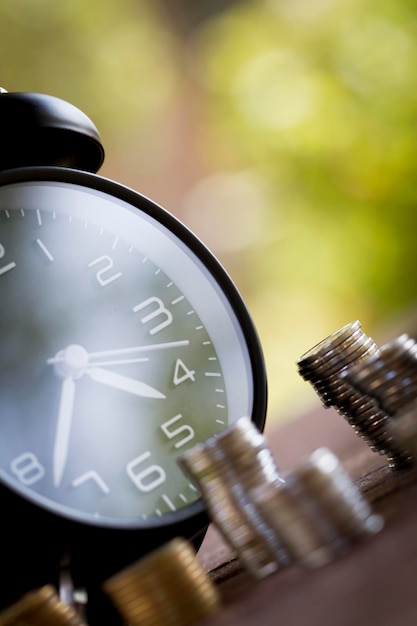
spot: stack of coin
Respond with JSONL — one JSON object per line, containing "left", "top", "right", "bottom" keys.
{"left": 179, "top": 416, "right": 289, "bottom": 579}
{"left": 251, "top": 448, "right": 384, "bottom": 569}
{"left": 0, "top": 586, "right": 86, "bottom": 626}
{"left": 297, "top": 321, "right": 378, "bottom": 406}
{"left": 344, "top": 334, "right": 417, "bottom": 462}
{"left": 210, "top": 415, "right": 283, "bottom": 490}
{"left": 297, "top": 321, "right": 410, "bottom": 470}
{"left": 103, "top": 538, "right": 220, "bottom": 626}
{"left": 344, "top": 334, "right": 417, "bottom": 415}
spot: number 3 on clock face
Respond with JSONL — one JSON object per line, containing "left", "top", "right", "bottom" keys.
{"left": 0, "top": 167, "right": 267, "bottom": 530}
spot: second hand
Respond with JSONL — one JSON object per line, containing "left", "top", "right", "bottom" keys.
{"left": 47, "top": 340, "right": 190, "bottom": 365}
{"left": 88, "top": 340, "right": 190, "bottom": 360}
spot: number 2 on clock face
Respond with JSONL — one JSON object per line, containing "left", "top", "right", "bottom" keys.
{"left": 0, "top": 242, "right": 16, "bottom": 276}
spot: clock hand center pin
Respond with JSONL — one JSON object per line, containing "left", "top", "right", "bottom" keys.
{"left": 52, "top": 344, "right": 89, "bottom": 380}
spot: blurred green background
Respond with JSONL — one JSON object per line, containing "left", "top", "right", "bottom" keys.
{"left": 2, "top": 0, "right": 417, "bottom": 429}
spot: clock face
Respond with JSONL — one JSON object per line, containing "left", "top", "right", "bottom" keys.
{"left": 0, "top": 168, "right": 266, "bottom": 529}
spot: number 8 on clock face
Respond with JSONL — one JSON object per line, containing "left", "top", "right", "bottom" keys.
{"left": 0, "top": 167, "right": 267, "bottom": 529}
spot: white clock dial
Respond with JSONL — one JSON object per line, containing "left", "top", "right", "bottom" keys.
{"left": 0, "top": 168, "right": 267, "bottom": 529}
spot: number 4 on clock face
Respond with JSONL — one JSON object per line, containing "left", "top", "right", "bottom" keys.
{"left": 173, "top": 359, "right": 196, "bottom": 386}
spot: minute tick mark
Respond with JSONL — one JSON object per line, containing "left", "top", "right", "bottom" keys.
{"left": 36, "top": 239, "right": 54, "bottom": 262}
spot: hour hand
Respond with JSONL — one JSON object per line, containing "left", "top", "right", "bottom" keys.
{"left": 54, "top": 376, "right": 76, "bottom": 487}
{"left": 85, "top": 367, "right": 166, "bottom": 399}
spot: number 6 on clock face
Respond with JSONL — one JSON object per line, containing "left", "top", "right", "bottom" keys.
{"left": 0, "top": 167, "right": 267, "bottom": 530}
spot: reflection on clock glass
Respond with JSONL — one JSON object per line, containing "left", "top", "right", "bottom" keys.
{"left": 0, "top": 176, "right": 262, "bottom": 528}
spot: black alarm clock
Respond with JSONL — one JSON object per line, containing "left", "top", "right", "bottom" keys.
{"left": 0, "top": 90, "right": 267, "bottom": 624}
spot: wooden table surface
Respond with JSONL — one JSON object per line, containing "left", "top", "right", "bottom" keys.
{"left": 197, "top": 403, "right": 417, "bottom": 626}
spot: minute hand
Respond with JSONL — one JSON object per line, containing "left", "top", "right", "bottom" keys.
{"left": 87, "top": 340, "right": 190, "bottom": 361}
{"left": 86, "top": 367, "right": 166, "bottom": 399}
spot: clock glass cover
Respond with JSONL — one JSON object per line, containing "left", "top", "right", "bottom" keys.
{"left": 0, "top": 167, "right": 267, "bottom": 529}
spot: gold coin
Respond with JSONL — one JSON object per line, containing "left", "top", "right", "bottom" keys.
{"left": 103, "top": 538, "right": 220, "bottom": 626}
{"left": 0, "top": 586, "right": 85, "bottom": 626}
